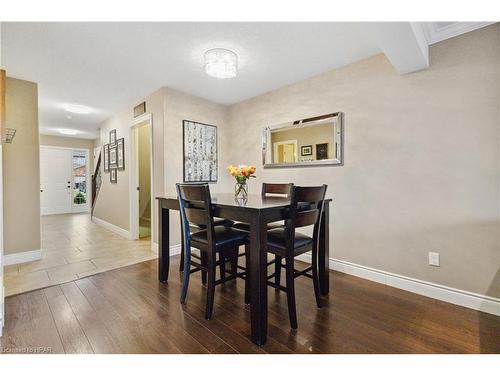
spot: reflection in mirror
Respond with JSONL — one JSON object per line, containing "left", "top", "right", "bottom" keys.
{"left": 262, "top": 112, "right": 343, "bottom": 168}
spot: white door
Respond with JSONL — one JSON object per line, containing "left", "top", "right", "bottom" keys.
{"left": 40, "top": 147, "right": 73, "bottom": 215}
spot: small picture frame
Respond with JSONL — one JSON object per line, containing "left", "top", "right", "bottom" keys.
{"left": 110, "top": 168, "right": 117, "bottom": 183}
{"left": 109, "top": 129, "right": 117, "bottom": 145}
{"left": 109, "top": 144, "right": 118, "bottom": 169}
{"left": 117, "top": 138, "right": 125, "bottom": 170}
{"left": 316, "top": 143, "right": 329, "bottom": 160}
{"left": 301, "top": 145, "right": 313, "bottom": 156}
{"left": 103, "top": 144, "right": 110, "bottom": 172}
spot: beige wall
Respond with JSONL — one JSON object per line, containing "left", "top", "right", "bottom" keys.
{"left": 227, "top": 25, "right": 500, "bottom": 298}
{"left": 93, "top": 88, "right": 165, "bottom": 243}
{"left": 39, "top": 134, "right": 96, "bottom": 173}
{"left": 3, "top": 77, "right": 40, "bottom": 255}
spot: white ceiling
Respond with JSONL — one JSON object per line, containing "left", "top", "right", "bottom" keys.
{"left": 0, "top": 22, "right": 493, "bottom": 139}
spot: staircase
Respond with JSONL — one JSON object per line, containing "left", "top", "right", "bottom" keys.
{"left": 91, "top": 152, "right": 102, "bottom": 216}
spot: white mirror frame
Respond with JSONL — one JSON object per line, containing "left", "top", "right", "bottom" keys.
{"left": 262, "top": 112, "right": 344, "bottom": 168}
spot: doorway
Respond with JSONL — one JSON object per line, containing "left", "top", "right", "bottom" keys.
{"left": 131, "top": 120, "right": 153, "bottom": 239}
{"left": 40, "top": 146, "right": 90, "bottom": 215}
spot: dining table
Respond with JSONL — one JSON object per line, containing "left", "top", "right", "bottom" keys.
{"left": 156, "top": 193, "right": 331, "bottom": 346}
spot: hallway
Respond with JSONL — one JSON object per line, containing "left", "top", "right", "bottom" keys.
{"left": 4, "top": 213, "right": 157, "bottom": 296}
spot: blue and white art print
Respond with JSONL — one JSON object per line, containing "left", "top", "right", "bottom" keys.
{"left": 183, "top": 120, "right": 218, "bottom": 182}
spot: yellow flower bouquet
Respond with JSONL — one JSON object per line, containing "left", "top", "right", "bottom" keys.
{"left": 228, "top": 164, "right": 256, "bottom": 199}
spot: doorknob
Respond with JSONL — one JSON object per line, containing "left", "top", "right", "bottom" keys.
{"left": 40, "top": 189, "right": 43, "bottom": 192}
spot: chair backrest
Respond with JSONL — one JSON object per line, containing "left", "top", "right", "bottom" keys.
{"left": 286, "top": 185, "right": 327, "bottom": 247}
{"left": 262, "top": 183, "right": 293, "bottom": 198}
{"left": 176, "top": 183, "right": 215, "bottom": 244}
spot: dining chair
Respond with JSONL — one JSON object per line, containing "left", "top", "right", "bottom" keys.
{"left": 176, "top": 183, "right": 250, "bottom": 319}
{"left": 179, "top": 213, "right": 234, "bottom": 272}
{"left": 233, "top": 182, "right": 293, "bottom": 286}
{"left": 266, "top": 184, "right": 328, "bottom": 329}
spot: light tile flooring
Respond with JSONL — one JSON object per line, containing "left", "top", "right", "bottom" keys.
{"left": 4, "top": 213, "right": 157, "bottom": 297}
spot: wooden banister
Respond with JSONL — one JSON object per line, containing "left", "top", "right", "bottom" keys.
{"left": 91, "top": 151, "right": 102, "bottom": 216}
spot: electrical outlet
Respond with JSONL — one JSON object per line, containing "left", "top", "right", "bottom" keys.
{"left": 428, "top": 252, "right": 440, "bottom": 267}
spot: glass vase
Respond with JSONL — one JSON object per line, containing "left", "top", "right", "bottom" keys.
{"left": 234, "top": 181, "right": 248, "bottom": 200}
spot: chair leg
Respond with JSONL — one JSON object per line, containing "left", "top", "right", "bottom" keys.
{"left": 220, "top": 252, "right": 226, "bottom": 282}
{"left": 180, "top": 243, "right": 191, "bottom": 304}
{"left": 201, "top": 252, "right": 207, "bottom": 286}
{"left": 230, "top": 246, "right": 238, "bottom": 279}
{"left": 179, "top": 238, "right": 185, "bottom": 272}
{"left": 285, "top": 257, "right": 298, "bottom": 330}
{"left": 205, "top": 252, "right": 217, "bottom": 320}
{"left": 274, "top": 255, "right": 282, "bottom": 287}
{"left": 244, "top": 244, "right": 250, "bottom": 305}
{"left": 312, "top": 248, "right": 322, "bottom": 308}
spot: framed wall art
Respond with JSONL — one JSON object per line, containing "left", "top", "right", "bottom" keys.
{"left": 103, "top": 144, "right": 110, "bottom": 172}
{"left": 109, "top": 144, "right": 118, "bottom": 169}
{"left": 183, "top": 120, "right": 217, "bottom": 182}
{"left": 109, "top": 129, "right": 117, "bottom": 145}
{"left": 110, "top": 168, "right": 117, "bottom": 183}
{"left": 117, "top": 138, "right": 125, "bottom": 170}
{"left": 301, "top": 145, "right": 313, "bottom": 156}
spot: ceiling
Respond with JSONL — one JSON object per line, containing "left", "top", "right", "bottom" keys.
{"left": 0, "top": 22, "right": 493, "bottom": 139}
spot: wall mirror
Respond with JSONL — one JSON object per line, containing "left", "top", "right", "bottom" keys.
{"left": 262, "top": 112, "right": 344, "bottom": 168}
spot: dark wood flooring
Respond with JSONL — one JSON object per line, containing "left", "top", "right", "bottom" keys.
{"left": 1, "top": 256, "right": 499, "bottom": 354}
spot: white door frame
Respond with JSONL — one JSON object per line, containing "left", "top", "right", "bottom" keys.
{"left": 129, "top": 113, "right": 154, "bottom": 241}
{"left": 40, "top": 145, "right": 91, "bottom": 214}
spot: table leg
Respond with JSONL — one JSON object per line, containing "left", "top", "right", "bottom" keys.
{"left": 318, "top": 201, "right": 330, "bottom": 295}
{"left": 158, "top": 203, "right": 170, "bottom": 283}
{"left": 249, "top": 213, "right": 268, "bottom": 346}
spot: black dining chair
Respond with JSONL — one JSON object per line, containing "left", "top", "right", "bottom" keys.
{"left": 176, "top": 183, "right": 250, "bottom": 319}
{"left": 233, "top": 182, "right": 293, "bottom": 286}
{"left": 266, "top": 185, "right": 328, "bottom": 329}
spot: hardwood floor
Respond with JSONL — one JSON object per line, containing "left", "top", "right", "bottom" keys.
{"left": 1, "top": 256, "right": 499, "bottom": 354}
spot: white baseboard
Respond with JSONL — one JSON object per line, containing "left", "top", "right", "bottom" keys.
{"left": 151, "top": 242, "right": 181, "bottom": 256}
{"left": 92, "top": 216, "right": 132, "bottom": 240}
{"left": 296, "top": 253, "right": 500, "bottom": 316}
{"left": 3, "top": 249, "right": 42, "bottom": 266}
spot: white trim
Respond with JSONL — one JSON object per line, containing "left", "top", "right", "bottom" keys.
{"left": 151, "top": 242, "right": 181, "bottom": 257}
{"left": 3, "top": 249, "right": 42, "bottom": 266}
{"left": 422, "top": 22, "right": 495, "bottom": 45}
{"left": 91, "top": 216, "right": 132, "bottom": 240}
{"left": 296, "top": 253, "right": 500, "bottom": 316}
{"left": 129, "top": 113, "right": 154, "bottom": 241}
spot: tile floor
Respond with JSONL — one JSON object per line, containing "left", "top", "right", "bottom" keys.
{"left": 4, "top": 213, "right": 157, "bottom": 297}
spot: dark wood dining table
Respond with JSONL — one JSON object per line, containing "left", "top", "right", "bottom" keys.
{"left": 156, "top": 193, "right": 331, "bottom": 346}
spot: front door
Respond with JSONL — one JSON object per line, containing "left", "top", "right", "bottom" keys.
{"left": 40, "top": 147, "right": 73, "bottom": 215}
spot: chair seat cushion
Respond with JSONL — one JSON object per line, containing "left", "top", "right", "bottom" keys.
{"left": 233, "top": 221, "right": 284, "bottom": 232}
{"left": 193, "top": 218, "right": 234, "bottom": 230}
{"left": 266, "top": 228, "right": 313, "bottom": 254}
{"left": 191, "top": 226, "right": 248, "bottom": 248}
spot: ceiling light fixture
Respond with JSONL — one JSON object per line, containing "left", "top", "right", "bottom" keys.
{"left": 61, "top": 103, "right": 93, "bottom": 114}
{"left": 58, "top": 128, "right": 80, "bottom": 136}
{"left": 204, "top": 48, "right": 238, "bottom": 79}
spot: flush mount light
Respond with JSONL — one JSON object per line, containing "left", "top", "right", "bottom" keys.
{"left": 61, "top": 103, "right": 93, "bottom": 114}
{"left": 58, "top": 128, "right": 80, "bottom": 136}
{"left": 204, "top": 48, "right": 238, "bottom": 79}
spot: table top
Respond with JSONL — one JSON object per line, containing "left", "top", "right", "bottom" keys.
{"left": 157, "top": 193, "right": 331, "bottom": 210}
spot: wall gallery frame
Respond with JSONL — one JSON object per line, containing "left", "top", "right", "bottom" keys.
{"left": 117, "top": 138, "right": 125, "bottom": 170}
{"left": 183, "top": 120, "right": 218, "bottom": 182}
{"left": 109, "top": 129, "right": 117, "bottom": 145}
{"left": 103, "top": 144, "right": 110, "bottom": 172}
{"left": 110, "top": 168, "right": 117, "bottom": 183}
{"left": 301, "top": 145, "right": 313, "bottom": 156}
{"left": 109, "top": 144, "right": 118, "bottom": 169}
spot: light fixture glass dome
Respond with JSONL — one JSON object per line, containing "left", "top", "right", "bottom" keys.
{"left": 204, "top": 48, "right": 238, "bottom": 79}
